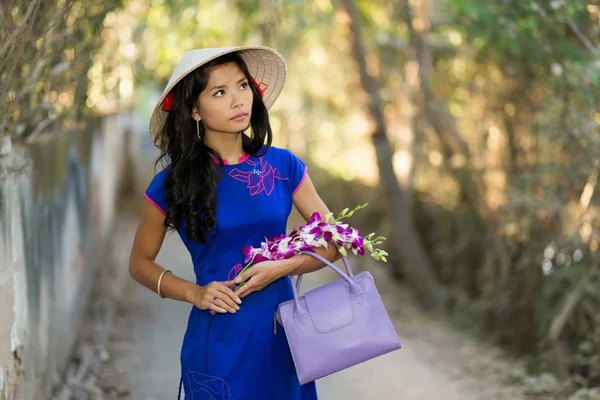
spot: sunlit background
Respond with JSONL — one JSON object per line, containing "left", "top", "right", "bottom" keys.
{"left": 2, "top": 0, "right": 600, "bottom": 399}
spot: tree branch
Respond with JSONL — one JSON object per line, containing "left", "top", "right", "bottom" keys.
{"left": 566, "top": 20, "right": 600, "bottom": 56}
{"left": 0, "top": 0, "right": 43, "bottom": 60}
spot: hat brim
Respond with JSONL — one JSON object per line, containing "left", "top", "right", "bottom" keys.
{"left": 148, "top": 45, "right": 286, "bottom": 150}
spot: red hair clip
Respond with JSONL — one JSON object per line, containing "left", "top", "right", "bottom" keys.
{"left": 249, "top": 76, "right": 268, "bottom": 98}
{"left": 162, "top": 91, "right": 174, "bottom": 111}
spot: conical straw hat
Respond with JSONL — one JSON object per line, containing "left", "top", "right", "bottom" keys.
{"left": 148, "top": 45, "right": 286, "bottom": 150}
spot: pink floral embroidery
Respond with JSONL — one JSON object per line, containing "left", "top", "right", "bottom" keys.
{"left": 227, "top": 263, "right": 243, "bottom": 281}
{"left": 229, "top": 158, "right": 288, "bottom": 196}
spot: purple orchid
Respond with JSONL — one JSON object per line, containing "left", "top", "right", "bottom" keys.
{"left": 267, "top": 233, "right": 287, "bottom": 243}
{"left": 308, "top": 212, "right": 321, "bottom": 224}
{"left": 234, "top": 204, "right": 387, "bottom": 291}
{"left": 259, "top": 241, "right": 276, "bottom": 261}
{"left": 288, "top": 229, "right": 301, "bottom": 240}
{"left": 345, "top": 227, "right": 364, "bottom": 249}
{"left": 300, "top": 231, "right": 330, "bottom": 249}
{"left": 253, "top": 253, "right": 271, "bottom": 263}
{"left": 242, "top": 242, "right": 276, "bottom": 263}
{"left": 241, "top": 245, "right": 259, "bottom": 263}
{"left": 301, "top": 212, "right": 331, "bottom": 233}
{"left": 327, "top": 224, "right": 348, "bottom": 246}
{"left": 272, "top": 237, "right": 299, "bottom": 260}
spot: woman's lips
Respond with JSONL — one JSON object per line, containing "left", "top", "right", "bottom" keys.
{"left": 231, "top": 113, "right": 248, "bottom": 121}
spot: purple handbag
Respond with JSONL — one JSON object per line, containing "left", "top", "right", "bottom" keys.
{"left": 275, "top": 251, "right": 402, "bottom": 385}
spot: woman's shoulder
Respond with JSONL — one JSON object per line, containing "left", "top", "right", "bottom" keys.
{"left": 146, "top": 164, "right": 171, "bottom": 192}
{"left": 150, "top": 164, "right": 171, "bottom": 180}
{"left": 262, "top": 146, "right": 307, "bottom": 189}
{"left": 144, "top": 164, "right": 171, "bottom": 214}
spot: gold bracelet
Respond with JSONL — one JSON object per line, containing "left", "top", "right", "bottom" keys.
{"left": 157, "top": 269, "right": 172, "bottom": 299}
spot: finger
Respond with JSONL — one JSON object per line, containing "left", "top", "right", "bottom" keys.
{"left": 217, "top": 282, "right": 242, "bottom": 305}
{"left": 207, "top": 303, "right": 227, "bottom": 314}
{"left": 222, "top": 280, "right": 236, "bottom": 288}
{"left": 234, "top": 284, "right": 251, "bottom": 298}
{"left": 234, "top": 269, "right": 258, "bottom": 285}
{"left": 213, "top": 292, "right": 239, "bottom": 312}
{"left": 239, "top": 286, "right": 259, "bottom": 299}
{"left": 209, "top": 288, "right": 239, "bottom": 311}
{"left": 235, "top": 279, "right": 257, "bottom": 298}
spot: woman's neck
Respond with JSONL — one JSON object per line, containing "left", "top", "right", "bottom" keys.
{"left": 204, "top": 131, "right": 246, "bottom": 163}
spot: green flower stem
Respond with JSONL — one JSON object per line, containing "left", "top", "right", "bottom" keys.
{"left": 233, "top": 261, "right": 254, "bottom": 290}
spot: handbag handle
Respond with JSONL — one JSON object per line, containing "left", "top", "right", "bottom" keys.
{"left": 290, "top": 250, "right": 363, "bottom": 316}
{"left": 293, "top": 244, "right": 353, "bottom": 290}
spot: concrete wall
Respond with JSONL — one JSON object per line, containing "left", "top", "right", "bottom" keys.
{"left": 0, "top": 114, "right": 130, "bottom": 400}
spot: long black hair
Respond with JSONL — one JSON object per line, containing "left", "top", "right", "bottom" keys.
{"left": 153, "top": 52, "right": 273, "bottom": 243}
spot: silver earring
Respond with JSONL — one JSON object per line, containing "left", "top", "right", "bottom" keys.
{"left": 196, "top": 119, "right": 201, "bottom": 140}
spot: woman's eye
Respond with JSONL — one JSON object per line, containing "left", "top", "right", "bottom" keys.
{"left": 214, "top": 90, "right": 225, "bottom": 97}
{"left": 240, "top": 82, "right": 248, "bottom": 89}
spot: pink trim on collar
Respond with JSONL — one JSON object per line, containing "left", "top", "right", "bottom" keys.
{"left": 210, "top": 153, "right": 250, "bottom": 165}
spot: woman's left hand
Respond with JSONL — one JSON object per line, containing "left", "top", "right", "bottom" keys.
{"left": 233, "top": 260, "right": 289, "bottom": 298}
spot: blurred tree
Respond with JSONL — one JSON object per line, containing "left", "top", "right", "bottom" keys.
{"left": 338, "top": 0, "right": 444, "bottom": 310}
{"left": 438, "top": 0, "right": 600, "bottom": 387}
{"left": 0, "top": 0, "right": 123, "bottom": 141}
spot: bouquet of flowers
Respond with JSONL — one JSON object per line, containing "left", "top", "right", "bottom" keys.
{"left": 235, "top": 203, "right": 388, "bottom": 289}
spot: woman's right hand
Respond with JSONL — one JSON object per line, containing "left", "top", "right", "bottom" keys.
{"left": 187, "top": 280, "right": 241, "bottom": 314}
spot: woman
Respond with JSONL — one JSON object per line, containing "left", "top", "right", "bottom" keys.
{"left": 129, "top": 46, "right": 339, "bottom": 399}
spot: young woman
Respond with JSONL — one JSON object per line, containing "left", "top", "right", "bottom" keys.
{"left": 128, "top": 46, "right": 339, "bottom": 399}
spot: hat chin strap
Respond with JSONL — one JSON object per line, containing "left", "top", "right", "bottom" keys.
{"left": 249, "top": 76, "right": 267, "bottom": 97}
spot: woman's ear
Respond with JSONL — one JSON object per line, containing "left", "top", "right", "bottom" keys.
{"left": 191, "top": 99, "right": 202, "bottom": 121}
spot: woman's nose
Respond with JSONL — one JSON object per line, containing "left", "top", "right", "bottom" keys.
{"left": 232, "top": 93, "right": 243, "bottom": 108}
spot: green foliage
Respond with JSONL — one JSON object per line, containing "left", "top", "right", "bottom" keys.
{"left": 0, "top": 0, "right": 123, "bottom": 140}
{"left": 444, "top": 0, "right": 594, "bottom": 65}
{"left": 429, "top": 0, "right": 600, "bottom": 392}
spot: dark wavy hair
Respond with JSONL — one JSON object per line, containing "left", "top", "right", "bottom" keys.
{"left": 154, "top": 52, "right": 273, "bottom": 243}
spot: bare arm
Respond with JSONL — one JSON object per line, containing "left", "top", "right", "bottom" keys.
{"left": 279, "top": 173, "right": 341, "bottom": 276}
{"left": 129, "top": 201, "right": 241, "bottom": 313}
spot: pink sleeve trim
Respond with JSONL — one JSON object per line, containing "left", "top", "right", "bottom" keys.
{"left": 144, "top": 193, "right": 166, "bottom": 216}
{"left": 292, "top": 166, "right": 308, "bottom": 196}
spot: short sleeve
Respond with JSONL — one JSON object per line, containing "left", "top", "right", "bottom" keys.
{"left": 286, "top": 150, "right": 308, "bottom": 195}
{"left": 144, "top": 168, "right": 168, "bottom": 216}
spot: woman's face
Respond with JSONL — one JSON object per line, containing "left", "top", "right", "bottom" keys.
{"left": 192, "top": 62, "right": 254, "bottom": 135}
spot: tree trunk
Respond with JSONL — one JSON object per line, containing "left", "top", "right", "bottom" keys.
{"left": 425, "top": 99, "right": 488, "bottom": 298}
{"left": 338, "top": 0, "right": 444, "bottom": 309}
{"left": 397, "top": 0, "right": 430, "bottom": 210}
{"left": 548, "top": 265, "right": 599, "bottom": 379}
{"left": 399, "top": 0, "right": 489, "bottom": 298}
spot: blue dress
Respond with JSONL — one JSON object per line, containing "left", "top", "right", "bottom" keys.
{"left": 144, "top": 146, "right": 318, "bottom": 400}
